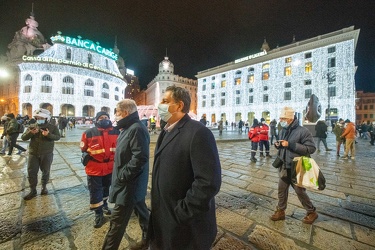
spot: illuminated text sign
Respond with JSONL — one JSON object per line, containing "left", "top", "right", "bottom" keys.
{"left": 51, "top": 35, "right": 118, "bottom": 60}
{"left": 235, "top": 51, "right": 267, "bottom": 63}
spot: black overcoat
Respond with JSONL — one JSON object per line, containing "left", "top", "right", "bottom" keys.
{"left": 109, "top": 111, "right": 150, "bottom": 206}
{"left": 149, "top": 114, "right": 221, "bottom": 250}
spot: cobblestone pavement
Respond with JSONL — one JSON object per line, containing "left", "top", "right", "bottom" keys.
{"left": 0, "top": 126, "right": 374, "bottom": 249}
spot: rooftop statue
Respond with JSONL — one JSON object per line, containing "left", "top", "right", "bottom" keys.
{"left": 305, "top": 94, "right": 321, "bottom": 123}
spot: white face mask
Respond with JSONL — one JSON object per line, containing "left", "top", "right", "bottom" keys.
{"left": 114, "top": 115, "right": 122, "bottom": 122}
{"left": 37, "top": 119, "right": 45, "bottom": 125}
{"left": 280, "top": 121, "right": 288, "bottom": 128}
{"left": 158, "top": 103, "right": 173, "bottom": 122}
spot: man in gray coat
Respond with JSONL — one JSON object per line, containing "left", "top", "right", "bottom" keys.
{"left": 102, "top": 99, "right": 150, "bottom": 250}
{"left": 149, "top": 86, "right": 222, "bottom": 249}
{"left": 271, "top": 107, "right": 318, "bottom": 224}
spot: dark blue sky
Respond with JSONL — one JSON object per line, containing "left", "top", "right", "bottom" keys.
{"left": 0, "top": 0, "right": 374, "bottom": 91}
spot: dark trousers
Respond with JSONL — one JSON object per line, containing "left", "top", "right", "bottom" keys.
{"left": 102, "top": 200, "right": 150, "bottom": 250}
{"left": 259, "top": 140, "right": 270, "bottom": 155}
{"left": 87, "top": 174, "right": 112, "bottom": 210}
{"left": 250, "top": 141, "right": 258, "bottom": 159}
{"left": 8, "top": 133, "right": 26, "bottom": 155}
{"left": 27, "top": 153, "right": 54, "bottom": 189}
{"left": 270, "top": 134, "right": 279, "bottom": 144}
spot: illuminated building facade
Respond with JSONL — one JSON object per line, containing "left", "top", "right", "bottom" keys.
{"left": 144, "top": 56, "right": 198, "bottom": 116}
{"left": 355, "top": 91, "right": 375, "bottom": 124}
{"left": 196, "top": 26, "right": 359, "bottom": 125}
{"left": 0, "top": 12, "right": 126, "bottom": 118}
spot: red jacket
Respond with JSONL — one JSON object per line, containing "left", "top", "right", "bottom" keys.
{"left": 259, "top": 123, "right": 270, "bottom": 141}
{"left": 80, "top": 126, "right": 119, "bottom": 176}
{"left": 249, "top": 126, "right": 261, "bottom": 142}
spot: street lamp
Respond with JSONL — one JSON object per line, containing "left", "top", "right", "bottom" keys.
{"left": 327, "top": 72, "right": 331, "bottom": 123}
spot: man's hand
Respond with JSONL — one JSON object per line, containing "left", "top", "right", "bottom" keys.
{"left": 30, "top": 128, "right": 39, "bottom": 134}
{"left": 41, "top": 128, "right": 49, "bottom": 136}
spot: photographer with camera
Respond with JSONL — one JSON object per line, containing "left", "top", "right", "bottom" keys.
{"left": 270, "top": 107, "right": 318, "bottom": 224}
{"left": 21, "top": 109, "right": 60, "bottom": 200}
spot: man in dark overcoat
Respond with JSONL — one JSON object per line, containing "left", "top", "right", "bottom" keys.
{"left": 149, "top": 85, "right": 222, "bottom": 249}
{"left": 102, "top": 99, "right": 150, "bottom": 250}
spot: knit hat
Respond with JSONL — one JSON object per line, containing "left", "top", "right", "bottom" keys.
{"left": 344, "top": 119, "right": 350, "bottom": 123}
{"left": 260, "top": 118, "right": 265, "bottom": 122}
{"left": 6, "top": 113, "right": 15, "bottom": 119}
{"left": 95, "top": 111, "right": 110, "bottom": 121}
{"left": 33, "top": 108, "right": 51, "bottom": 120}
{"left": 279, "top": 107, "right": 295, "bottom": 119}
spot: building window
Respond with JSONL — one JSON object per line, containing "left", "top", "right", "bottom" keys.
{"left": 249, "top": 88, "right": 253, "bottom": 93}
{"left": 221, "top": 80, "right": 226, "bottom": 87}
{"left": 305, "top": 62, "right": 312, "bottom": 73}
{"left": 84, "top": 89, "right": 94, "bottom": 97}
{"left": 328, "top": 46, "right": 336, "bottom": 53}
{"left": 221, "top": 99, "right": 225, "bottom": 106}
{"left": 102, "top": 83, "right": 109, "bottom": 89}
{"left": 42, "top": 74, "right": 53, "bottom": 81}
{"left": 249, "top": 96, "right": 253, "bottom": 103}
{"left": 370, "top": 104, "right": 374, "bottom": 109}
{"left": 305, "top": 89, "right": 312, "bottom": 98}
{"left": 235, "top": 70, "right": 242, "bottom": 75}
{"left": 236, "top": 90, "right": 241, "bottom": 95}
{"left": 284, "top": 91, "right": 291, "bottom": 100}
{"left": 203, "top": 79, "right": 206, "bottom": 82}
{"left": 221, "top": 92, "right": 225, "bottom": 96}
{"left": 262, "top": 72, "right": 269, "bottom": 80}
{"left": 285, "top": 82, "right": 291, "bottom": 88}
{"left": 364, "top": 114, "right": 368, "bottom": 118}
{"left": 101, "top": 92, "right": 109, "bottom": 99}
{"left": 62, "top": 86, "right": 74, "bottom": 94}
{"left": 202, "top": 84, "right": 206, "bottom": 91}
{"left": 41, "top": 74, "right": 53, "bottom": 93}
{"left": 371, "top": 114, "right": 374, "bottom": 118}
{"left": 211, "top": 83, "right": 215, "bottom": 89}
{"left": 328, "top": 86, "right": 336, "bottom": 97}
{"left": 25, "top": 74, "right": 33, "bottom": 81}
{"left": 263, "top": 94, "right": 268, "bottom": 102}
{"left": 235, "top": 97, "right": 241, "bottom": 105}
{"left": 328, "top": 57, "right": 336, "bottom": 68}
{"left": 85, "top": 79, "right": 94, "bottom": 86}
{"left": 202, "top": 101, "right": 206, "bottom": 107}
{"left": 262, "top": 63, "right": 270, "bottom": 70}
{"left": 284, "top": 66, "right": 292, "bottom": 76}
{"left": 248, "top": 67, "right": 254, "bottom": 73}
{"left": 24, "top": 85, "right": 32, "bottom": 93}
{"left": 202, "top": 95, "right": 206, "bottom": 99}
{"left": 211, "top": 94, "right": 215, "bottom": 98}
{"left": 234, "top": 78, "right": 241, "bottom": 85}
{"left": 221, "top": 74, "right": 226, "bottom": 78}
{"left": 211, "top": 76, "right": 215, "bottom": 80}
{"left": 88, "top": 53, "right": 93, "bottom": 63}
{"left": 285, "top": 57, "right": 292, "bottom": 63}
{"left": 248, "top": 74, "right": 254, "bottom": 83}
{"left": 115, "top": 95, "right": 119, "bottom": 101}
{"left": 305, "top": 52, "right": 312, "bottom": 59}
{"left": 115, "top": 87, "right": 119, "bottom": 92}
{"left": 66, "top": 48, "right": 72, "bottom": 60}
{"left": 211, "top": 100, "right": 215, "bottom": 106}
{"left": 263, "top": 86, "right": 268, "bottom": 91}
{"left": 328, "top": 73, "right": 336, "bottom": 84}
{"left": 364, "top": 105, "right": 368, "bottom": 110}
{"left": 304, "top": 80, "right": 312, "bottom": 85}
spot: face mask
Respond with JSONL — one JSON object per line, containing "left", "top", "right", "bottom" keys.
{"left": 114, "top": 115, "right": 122, "bottom": 122}
{"left": 280, "top": 121, "right": 288, "bottom": 128}
{"left": 158, "top": 103, "right": 173, "bottom": 122}
{"left": 37, "top": 119, "right": 45, "bottom": 125}
{"left": 97, "top": 119, "right": 112, "bottom": 128}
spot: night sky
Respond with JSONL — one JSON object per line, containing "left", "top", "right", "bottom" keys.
{"left": 0, "top": 0, "right": 374, "bottom": 91}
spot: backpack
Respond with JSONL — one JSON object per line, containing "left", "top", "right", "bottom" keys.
{"left": 17, "top": 120, "right": 25, "bottom": 133}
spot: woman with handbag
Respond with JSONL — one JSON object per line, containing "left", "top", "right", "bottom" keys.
{"left": 270, "top": 107, "right": 318, "bottom": 224}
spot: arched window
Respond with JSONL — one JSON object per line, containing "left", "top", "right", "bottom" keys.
{"left": 85, "top": 79, "right": 94, "bottom": 86}
{"left": 115, "top": 87, "right": 119, "bottom": 92}
{"left": 102, "top": 83, "right": 109, "bottom": 89}
{"left": 62, "top": 76, "right": 74, "bottom": 94}
{"left": 25, "top": 74, "right": 32, "bottom": 81}
{"left": 41, "top": 74, "right": 52, "bottom": 93}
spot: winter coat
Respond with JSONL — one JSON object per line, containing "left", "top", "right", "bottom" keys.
{"left": 333, "top": 123, "right": 345, "bottom": 141}
{"left": 249, "top": 126, "right": 260, "bottom": 142}
{"left": 259, "top": 123, "right": 270, "bottom": 141}
{"left": 80, "top": 125, "right": 119, "bottom": 176}
{"left": 109, "top": 111, "right": 150, "bottom": 206}
{"left": 58, "top": 117, "right": 68, "bottom": 130}
{"left": 150, "top": 114, "right": 221, "bottom": 250}
{"left": 277, "top": 119, "right": 316, "bottom": 176}
{"left": 6, "top": 118, "right": 20, "bottom": 135}
{"left": 270, "top": 120, "right": 277, "bottom": 136}
{"left": 315, "top": 121, "right": 328, "bottom": 138}
{"left": 341, "top": 122, "right": 356, "bottom": 139}
{"left": 21, "top": 122, "right": 60, "bottom": 155}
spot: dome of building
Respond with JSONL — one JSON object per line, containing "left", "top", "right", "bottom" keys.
{"left": 159, "top": 56, "right": 174, "bottom": 74}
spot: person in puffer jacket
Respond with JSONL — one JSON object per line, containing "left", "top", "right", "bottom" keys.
{"left": 248, "top": 119, "right": 261, "bottom": 163}
{"left": 80, "top": 111, "right": 119, "bottom": 228}
{"left": 259, "top": 118, "right": 271, "bottom": 158}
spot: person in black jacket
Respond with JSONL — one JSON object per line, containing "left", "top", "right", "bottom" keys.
{"left": 21, "top": 109, "right": 60, "bottom": 200}
{"left": 315, "top": 120, "right": 332, "bottom": 152}
{"left": 5, "top": 113, "right": 27, "bottom": 156}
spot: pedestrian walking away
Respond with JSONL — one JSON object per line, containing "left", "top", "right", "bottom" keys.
{"left": 21, "top": 109, "right": 60, "bottom": 200}
{"left": 149, "top": 86, "right": 221, "bottom": 249}
{"left": 102, "top": 99, "right": 150, "bottom": 250}
{"left": 5, "top": 113, "right": 27, "bottom": 156}
{"left": 315, "top": 120, "right": 332, "bottom": 152}
{"left": 80, "top": 111, "right": 119, "bottom": 228}
{"left": 270, "top": 107, "right": 318, "bottom": 224}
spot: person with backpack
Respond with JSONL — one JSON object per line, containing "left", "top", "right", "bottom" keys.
{"left": 5, "top": 113, "right": 27, "bottom": 156}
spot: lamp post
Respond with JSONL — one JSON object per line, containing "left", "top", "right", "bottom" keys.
{"left": 327, "top": 72, "right": 331, "bottom": 124}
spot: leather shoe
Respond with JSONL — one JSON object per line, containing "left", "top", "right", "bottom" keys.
{"left": 303, "top": 211, "right": 318, "bottom": 224}
{"left": 270, "top": 208, "right": 285, "bottom": 221}
{"left": 94, "top": 213, "right": 105, "bottom": 228}
{"left": 41, "top": 187, "right": 48, "bottom": 195}
{"left": 129, "top": 239, "right": 149, "bottom": 250}
{"left": 24, "top": 190, "right": 37, "bottom": 200}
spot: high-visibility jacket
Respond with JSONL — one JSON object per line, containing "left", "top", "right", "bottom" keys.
{"left": 248, "top": 126, "right": 261, "bottom": 142}
{"left": 80, "top": 126, "right": 119, "bottom": 176}
{"left": 259, "top": 123, "right": 270, "bottom": 141}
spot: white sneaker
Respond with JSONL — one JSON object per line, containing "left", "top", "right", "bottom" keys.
{"left": 351, "top": 157, "right": 355, "bottom": 160}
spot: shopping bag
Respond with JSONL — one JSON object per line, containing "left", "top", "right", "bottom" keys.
{"left": 291, "top": 156, "right": 326, "bottom": 190}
